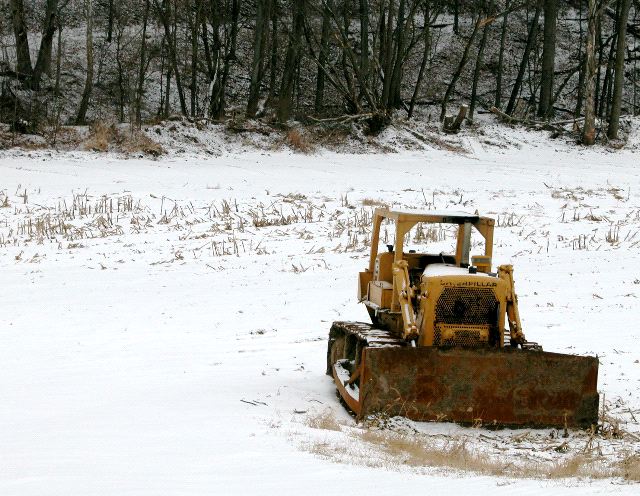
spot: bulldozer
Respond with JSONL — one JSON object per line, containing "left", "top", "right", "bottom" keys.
{"left": 327, "top": 208, "right": 599, "bottom": 428}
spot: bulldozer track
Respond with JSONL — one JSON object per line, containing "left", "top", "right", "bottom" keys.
{"left": 326, "top": 321, "right": 405, "bottom": 376}
{"left": 330, "top": 321, "right": 406, "bottom": 347}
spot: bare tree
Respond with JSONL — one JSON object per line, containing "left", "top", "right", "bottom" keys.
{"left": 136, "top": 0, "right": 151, "bottom": 127}
{"left": 277, "top": 0, "right": 306, "bottom": 122}
{"left": 76, "top": 0, "right": 94, "bottom": 124}
{"left": 440, "top": 15, "right": 482, "bottom": 122}
{"left": 538, "top": 0, "right": 557, "bottom": 119}
{"left": 409, "top": 1, "right": 435, "bottom": 119}
{"left": 154, "top": 0, "right": 188, "bottom": 116}
{"left": 247, "top": 0, "right": 270, "bottom": 117}
{"left": 469, "top": 12, "right": 490, "bottom": 121}
{"left": 506, "top": 4, "right": 541, "bottom": 116}
{"left": 607, "top": 0, "right": 631, "bottom": 139}
{"left": 314, "top": 1, "right": 331, "bottom": 113}
{"left": 9, "top": 0, "right": 33, "bottom": 80}
{"left": 0, "top": 0, "right": 636, "bottom": 143}
{"left": 583, "top": 0, "right": 600, "bottom": 145}
{"left": 495, "top": 0, "right": 510, "bottom": 109}
{"left": 214, "top": 0, "right": 240, "bottom": 119}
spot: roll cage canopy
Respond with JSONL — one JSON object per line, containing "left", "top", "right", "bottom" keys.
{"left": 368, "top": 208, "right": 496, "bottom": 271}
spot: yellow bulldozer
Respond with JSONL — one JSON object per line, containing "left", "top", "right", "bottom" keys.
{"left": 327, "top": 208, "right": 599, "bottom": 428}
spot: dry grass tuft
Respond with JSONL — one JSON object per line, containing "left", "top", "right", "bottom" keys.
{"left": 84, "top": 122, "right": 114, "bottom": 152}
{"left": 83, "top": 122, "right": 164, "bottom": 156}
{"left": 309, "top": 126, "right": 351, "bottom": 150}
{"left": 356, "top": 430, "right": 508, "bottom": 475}
{"left": 300, "top": 423, "right": 640, "bottom": 482}
{"left": 546, "top": 454, "right": 614, "bottom": 479}
{"left": 621, "top": 454, "right": 640, "bottom": 481}
{"left": 120, "top": 130, "right": 164, "bottom": 156}
{"left": 304, "top": 410, "right": 342, "bottom": 432}
{"left": 287, "top": 129, "right": 313, "bottom": 153}
{"left": 362, "top": 198, "right": 388, "bottom": 207}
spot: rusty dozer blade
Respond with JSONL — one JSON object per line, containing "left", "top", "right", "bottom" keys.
{"left": 333, "top": 347, "right": 599, "bottom": 428}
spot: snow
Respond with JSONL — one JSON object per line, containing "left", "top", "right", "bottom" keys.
{"left": 333, "top": 360, "right": 359, "bottom": 402}
{"left": 1, "top": 130, "right": 640, "bottom": 494}
{"left": 377, "top": 208, "right": 480, "bottom": 218}
{"left": 423, "top": 263, "right": 493, "bottom": 277}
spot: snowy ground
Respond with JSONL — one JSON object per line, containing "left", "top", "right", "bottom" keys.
{"left": 1, "top": 131, "right": 640, "bottom": 494}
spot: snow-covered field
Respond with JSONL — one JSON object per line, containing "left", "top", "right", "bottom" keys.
{"left": 1, "top": 130, "right": 640, "bottom": 494}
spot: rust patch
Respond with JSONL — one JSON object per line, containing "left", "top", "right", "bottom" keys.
{"left": 358, "top": 347, "right": 599, "bottom": 428}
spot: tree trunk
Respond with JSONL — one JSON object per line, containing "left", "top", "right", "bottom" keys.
{"left": 31, "top": 0, "right": 59, "bottom": 89}
{"left": 340, "top": 2, "right": 357, "bottom": 111}
{"left": 389, "top": 0, "right": 409, "bottom": 108}
{"left": 136, "top": 0, "right": 150, "bottom": 127}
{"left": 469, "top": 19, "right": 489, "bottom": 121}
{"left": 598, "top": 31, "right": 617, "bottom": 118}
{"left": 269, "top": 0, "right": 279, "bottom": 101}
{"left": 189, "top": 0, "right": 201, "bottom": 117}
{"left": 359, "top": 0, "right": 369, "bottom": 85}
{"left": 209, "top": 0, "right": 239, "bottom": 119}
{"left": 54, "top": 20, "right": 62, "bottom": 97}
{"left": 247, "top": 0, "right": 268, "bottom": 117}
{"left": 583, "top": 0, "right": 599, "bottom": 145}
{"left": 381, "top": 4, "right": 395, "bottom": 109}
{"left": 538, "top": 0, "right": 557, "bottom": 119}
{"left": 10, "top": 0, "right": 33, "bottom": 80}
{"left": 506, "top": 5, "right": 541, "bottom": 116}
{"left": 107, "top": 0, "right": 115, "bottom": 42}
{"left": 76, "top": 0, "right": 94, "bottom": 124}
{"left": 164, "top": 66, "right": 172, "bottom": 117}
{"left": 408, "top": 2, "right": 431, "bottom": 119}
{"left": 314, "top": 3, "right": 331, "bottom": 113}
{"left": 440, "top": 15, "right": 482, "bottom": 122}
{"left": 277, "top": 0, "right": 305, "bottom": 122}
{"left": 607, "top": 0, "right": 631, "bottom": 139}
{"left": 594, "top": 15, "right": 604, "bottom": 115}
{"left": 116, "top": 29, "right": 125, "bottom": 122}
{"left": 203, "top": 3, "right": 219, "bottom": 118}
{"left": 575, "top": 0, "right": 586, "bottom": 117}
{"left": 453, "top": 0, "right": 459, "bottom": 34}
{"left": 154, "top": 0, "right": 189, "bottom": 117}
{"left": 495, "top": 0, "right": 510, "bottom": 109}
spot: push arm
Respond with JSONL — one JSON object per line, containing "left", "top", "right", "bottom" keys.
{"left": 498, "top": 265, "right": 526, "bottom": 346}
{"left": 393, "top": 260, "right": 419, "bottom": 341}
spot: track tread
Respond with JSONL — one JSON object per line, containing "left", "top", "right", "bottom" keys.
{"left": 327, "top": 321, "right": 405, "bottom": 376}
{"left": 330, "top": 321, "right": 406, "bottom": 348}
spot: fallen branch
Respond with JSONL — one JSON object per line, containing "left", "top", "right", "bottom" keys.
{"left": 552, "top": 116, "right": 586, "bottom": 126}
{"left": 308, "top": 113, "right": 374, "bottom": 124}
{"left": 489, "top": 106, "right": 575, "bottom": 134}
{"left": 490, "top": 106, "right": 526, "bottom": 124}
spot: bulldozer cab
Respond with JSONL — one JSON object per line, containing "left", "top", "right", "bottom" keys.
{"left": 359, "top": 208, "right": 496, "bottom": 310}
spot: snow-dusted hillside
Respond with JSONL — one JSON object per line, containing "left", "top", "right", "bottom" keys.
{"left": 1, "top": 132, "right": 639, "bottom": 494}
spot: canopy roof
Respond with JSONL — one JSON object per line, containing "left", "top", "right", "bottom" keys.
{"left": 374, "top": 208, "right": 492, "bottom": 225}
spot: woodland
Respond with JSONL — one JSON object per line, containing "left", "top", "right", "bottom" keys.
{"left": 1, "top": 0, "right": 639, "bottom": 145}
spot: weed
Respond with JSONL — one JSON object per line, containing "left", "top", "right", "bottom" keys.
{"left": 621, "top": 455, "right": 640, "bottom": 481}
{"left": 83, "top": 122, "right": 164, "bottom": 156}
{"left": 305, "top": 410, "right": 342, "bottom": 432}
{"left": 84, "top": 122, "right": 114, "bottom": 152}
{"left": 362, "top": 198, "right": 388, "bottom": 208}
{"left": 287, "top": 129, "right": 313, "bottom": 153}
{"left": 120, "top": 130, "right": 164, "bottom": 156}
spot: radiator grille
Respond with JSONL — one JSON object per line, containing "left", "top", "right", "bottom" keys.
{"left": 434, "top": 287, "right": 498, "bottom": 347}
{"left": 435, "top": 325, "right": 487, "bottom": 347}
{"left": 443, "top": 329, "right": 481, "bottom": 347}
{"left": 435, "top": 287, "right": 498, "bottom": 325}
